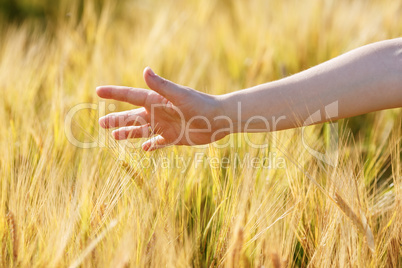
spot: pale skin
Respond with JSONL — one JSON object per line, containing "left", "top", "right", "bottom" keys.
{"left": 97, "top": 38, "right": 402, "bottom": 151}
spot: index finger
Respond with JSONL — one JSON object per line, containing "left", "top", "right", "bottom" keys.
{"left": 96, "top": 86, "right": 150, "bottom": 107}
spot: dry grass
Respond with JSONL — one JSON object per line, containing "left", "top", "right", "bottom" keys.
{"left": 0, "top": 0, "right": 401, "bottom": 267}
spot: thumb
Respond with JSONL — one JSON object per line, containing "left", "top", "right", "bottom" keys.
{"left": 143, "top": 67, "right": 188, "bottom": 100}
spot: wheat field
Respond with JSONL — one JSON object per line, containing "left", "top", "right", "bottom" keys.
{"left": 0, "top": 0, "right": 401, "bottom": 267}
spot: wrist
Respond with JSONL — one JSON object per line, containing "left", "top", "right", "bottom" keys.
{"left": 216, "top": 86, "right": 288, "bottom": 134}
{"left": 215, "top": 93, "right": 241, "bottom": 135}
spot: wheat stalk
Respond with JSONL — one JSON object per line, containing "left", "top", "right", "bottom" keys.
{"left": 230, "top": 227, "right": 244, "bottom": 268}
{"left": 6, "top": 211, "right": 18, "bottom": 261}
{"left": 334, "top": 193, "right": 375, "bottom": 253}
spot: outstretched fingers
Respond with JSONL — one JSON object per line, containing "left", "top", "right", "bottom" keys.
{"left": 96, "top": 85, "right": 151, "bottom": 107}
{"left": 142, "top": 135, "right": 170, "bottom": 151}
{"left": 112, "top": 124, "right": 154, "bottom": 140}
{"left": 99, "top": 108, "right": 148, "bottom": 128}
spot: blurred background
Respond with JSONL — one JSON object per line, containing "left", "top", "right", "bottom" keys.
{"left": 0, "top": 0, "right": 401, "bottom": 267}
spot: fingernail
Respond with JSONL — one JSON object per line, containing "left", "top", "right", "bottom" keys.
{"left": 147, "top": 67, "right": 156, "bottom": 77}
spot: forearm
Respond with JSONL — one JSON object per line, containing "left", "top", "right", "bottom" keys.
{"left": 219, "top": 38, "right": 402, "bottom": 133}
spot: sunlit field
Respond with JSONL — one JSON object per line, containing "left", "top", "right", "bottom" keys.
{"left": 0, "top": 0, "right": 401, "bottom": 267}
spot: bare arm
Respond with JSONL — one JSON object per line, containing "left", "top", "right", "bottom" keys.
{"left": 97, "top": 38, "right": 402, "bottom": 151}
{"left": 220, "top": 38, "right": 402, "bottom": 133}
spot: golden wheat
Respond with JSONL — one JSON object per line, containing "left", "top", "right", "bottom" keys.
{"left": 0, "top": 0, "right": 401, "bottom": 267}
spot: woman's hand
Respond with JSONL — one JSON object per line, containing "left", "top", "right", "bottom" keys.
{"left": 97, "top": 67, "right": 227, "bottom": 151}
{"left": 97, "top": 38, "right": 402, "bottom": 151}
